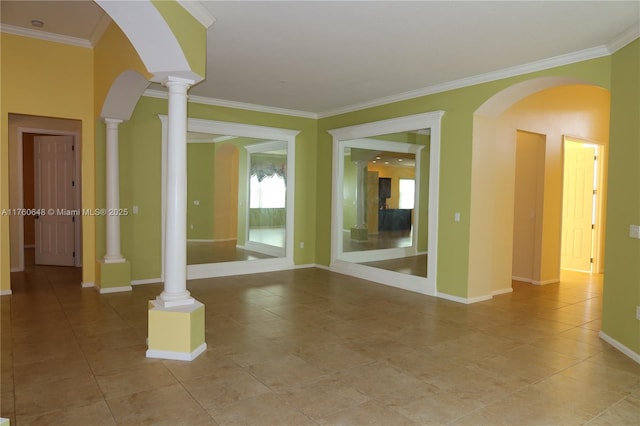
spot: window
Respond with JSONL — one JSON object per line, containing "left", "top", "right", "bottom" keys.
{"left": 398, "top": 179, "right": 415, "bottom": 209}
{"left": 250, "top": 174, "right": 286, "bottom": 208}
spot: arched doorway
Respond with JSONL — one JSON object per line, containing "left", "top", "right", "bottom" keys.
{"left": 469, "top": 79, "right": 610, "bottom": 300}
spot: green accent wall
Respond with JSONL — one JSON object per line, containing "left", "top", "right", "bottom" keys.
{"left": 114, "top": 97, "right": 317, "bottom": 281}
{"left": 602, "top": 38, "right": 640, "bottom": 354}
{"left": 187, "top": 143, "right": 215, "bottom": 240}
{"left": 317, "top": 56, "right": 612, "bottom": 298}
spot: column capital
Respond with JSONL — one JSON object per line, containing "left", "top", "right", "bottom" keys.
{"left": 162, "top": 76, "right": 196, "bottom": 89}
{"left": 103, "top": 117, "right": 124, "bottom": 126}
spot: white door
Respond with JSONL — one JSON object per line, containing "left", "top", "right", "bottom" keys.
{"left": 34, "top": 135, "right": 76, "bottom": 266}
{"left": 561, "top": 141, "right": 596, "bottom": 271}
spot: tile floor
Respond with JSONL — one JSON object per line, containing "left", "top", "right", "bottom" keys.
{"left": 2, "top": 262, "right": 639, "bottom": 425}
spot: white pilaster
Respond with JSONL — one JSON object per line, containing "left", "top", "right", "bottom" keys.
{"left": 354, "top": 159, "right": 367, "bottom": 229}
{"left": 159, "top": 76, "right": 195, "bottom": 307}
{"left": 103, "top": 118, "right": 125, "bottom": 263}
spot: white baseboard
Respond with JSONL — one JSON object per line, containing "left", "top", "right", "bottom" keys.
{"left": 437, "top": 292, "right": 492, "bottom": 304}
{"left": 131, "top": 278, "right": 161, "bottom": 285}
{"left": 10, "top": 267, "right": 21, "bottom": 272}
{"left": 512, "top": 276, "right": 559, "bottom": 285}
{"left": 599, "top": 331, "right": 640, "bottom": 364}
{"left": 81, "top": 281, "right": 95, "bottom": 288}
{"left": 0, "top": 289, "right": 12, "bottom": 296}
{"left": 293, "top": 263, "right": 322, "bottom": 270}
{"left": 492, "top": 287, "right": 514, "bottom": 296}
{"left": 533, "top": 278, "right": 559, "bottom": 285}
{"left": 187, "top": 239, "right": 215, "bottom": 243}
{"left": 146, "top": 342, "right": 207, "bottom": 361}
{"left": 98, "top": 285, "right": 132, "bottom": 294}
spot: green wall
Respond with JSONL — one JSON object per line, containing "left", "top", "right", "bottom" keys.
{"left": 602, "top": 39, "right": 640, "bottom": 354}
{"left": 316, "top": 56, "right": 612, "bottom": 298}
{"left": 110, "top": 97, "right": 317, "bottom": 281}
{"left": 187, "top": 143, "right": 215, "bottom": 240}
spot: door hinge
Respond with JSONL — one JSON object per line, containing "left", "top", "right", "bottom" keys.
{"left": 73, "top": 251, "right": 76, "bottom": 258}
{"left": 591, "top": 224, "right": 595, "bottom": 229}
{"left": 72, "top": 216, "right": 75, "bottom": 223}
{"left": 72, "top": 180, "right": 75, "bottom": 187}
{"left": 590, "top": 257, "right": 594, "bottom": 263}
{"left": 593, "top": 189, "right": 597, "bottom": 195}
{"left": 72, "top": 144, "right": 75, "bottom": 151}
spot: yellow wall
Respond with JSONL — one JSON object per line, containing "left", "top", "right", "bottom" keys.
{"left": 1, "top": 33, "right": 95, "bottom": 288}
{"left": 93, "top": 23, "right": 151, "bottom": 115}
{"left": 468, "top": 84, "right": 610, "bottom": 298}
{"left": 367, "top": 164, "right": 416, "bottom": 209}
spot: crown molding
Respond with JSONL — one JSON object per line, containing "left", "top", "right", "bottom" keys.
{"left": 317, "top": 44, "right": 612, "bottom": 118}
{"left": 177, "top": 0, "right": 216, "bottom": 28}
{"left": 89, "top": 13, "right": 113, "bottom": 47}
{"left": 143, "top": 89, "right": 317, "bottom": 119}
{"left": 606, "top": 24, "right": 640, "bottom": 54}
{"left": 0, "top": 24, "right": 92, "bottom": 48}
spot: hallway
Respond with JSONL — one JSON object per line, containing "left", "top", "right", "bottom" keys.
{"left": 1, "top": 257, "right": 639, "bottom": 425}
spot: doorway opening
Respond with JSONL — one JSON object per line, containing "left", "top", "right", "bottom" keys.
{"left": 561, "top": 136, "right": 606, "bottom": 273}
{"left": 9, "top": 114, "right": 82, "bottom": 286}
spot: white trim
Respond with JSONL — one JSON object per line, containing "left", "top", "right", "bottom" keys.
{"left": 187, "top": 239, "right": 215, "bottom": 243}
{"left": 89, "top": 13, "right": 112, "bottom": 47}
{"left": 188, "top": 258, "right": 295, "bottom": 280}
{"left": 437, "top": 292, "right": 493, "bottom": 304}
{"left": 142, "top": 31, "right": 639, "bottom": 121}
{"left": 132, "top": 278, "right": 162, "bottom": 285}
{"left": 317, "top": 44, "right": 614, "bottom": 118}
{"left": 331, "top": 260, "right": 436, "bottom": 296}
{"left": 146, "top": 342, "right": 207, "bottom": 361}
{"left": 606, "top": 26, "right": 640, "bottom": 54}
{"left": 292, "top": 263, "right": 322, "bottom": 270}
{"left": 160, "top": 115, "right": 299, "bottom": 282}
{"left": 0, "top": 24, "right": 92, "bottom": 48}
{"left": 599, "top": 331, "right": 640, "bottom": 365}
{"left": 492, "top": 287, "right": 514, "bottom": 296}
{"left": 177, "top": 0, "right": 217, "bottom": 28}
{"left": 532, "top": 278, "right": 560, "bottom": 285}
{"left": 328, "top": 111, "right": 442, "bottom": 297}
{"left": 144, "top": 89, "right": 317, "bottom": 119}
{"left": 511, "top": 276, "right": 560, "bottom": 285}
{"left": 98, "top": 285, "right": 132, "bottom": 294}
{"left": 0, "top": 290, "right": 12, "bottom": 296}
{"left": 81, "top": 282, "right": 95, "bottom": 288}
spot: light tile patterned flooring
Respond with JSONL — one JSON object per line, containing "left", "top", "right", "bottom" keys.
{"left": 2, "top": 261, "right": 639, "bottom": 425}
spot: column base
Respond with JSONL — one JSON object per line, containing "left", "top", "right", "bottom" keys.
{"left": 95, "top": 259, "right": 132, "bottom": 293}
{"left": 350, "top": 227, "right": 369, "bottom": 242}
{"left": 146, "top": 299, "right": 206, "bottom": 361}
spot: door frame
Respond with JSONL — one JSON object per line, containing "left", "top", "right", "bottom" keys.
{"left": 561, "top": 135, "right": 607, "bottom": 274}
{"left": 14, "top": 127, "right": 82, "bottom": 271}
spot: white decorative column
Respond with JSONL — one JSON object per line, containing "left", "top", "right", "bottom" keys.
{"left": 159, "top": 76, "right": 193, "bottom": 306}
{"left": 147, "top": 76, "right": 206, "bottom": 361}
{"left": 104, "top": 118, "right": 125, "bottom": 263}
{"left": 96, "top": 118, "right": 131, "bottom": 293}
{"left": 351, "top": 159, "right": 369, "bottom": 242}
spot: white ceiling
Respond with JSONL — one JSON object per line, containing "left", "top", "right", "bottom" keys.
{"left": 2, "top": 1, "right": 639, "bottom": 116}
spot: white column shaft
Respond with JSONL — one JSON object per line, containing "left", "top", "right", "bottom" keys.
{"left": 161, "top": 77, "right": 194, "bottom": 305}
{"left": 104, "top": 118, "right": 124, "bottom": 262}
{"left": 355, "top": 160, "right": 367, "bottom": 228}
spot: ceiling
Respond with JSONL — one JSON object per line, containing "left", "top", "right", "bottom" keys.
{"left": 2, "top": 1, "right": 639, "bottom": 117}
